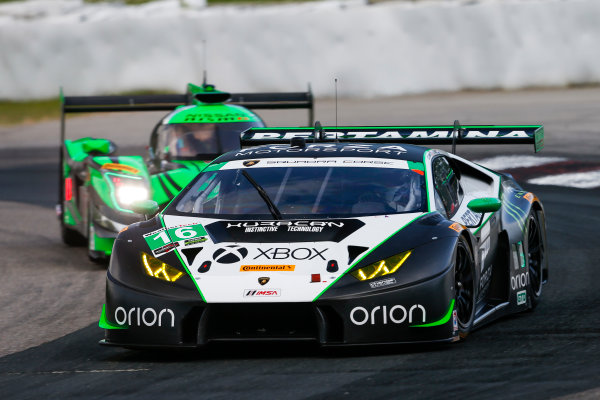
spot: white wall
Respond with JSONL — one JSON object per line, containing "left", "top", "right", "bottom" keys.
{"left": 1, "top": 0, "right": 599, "bottom": 100}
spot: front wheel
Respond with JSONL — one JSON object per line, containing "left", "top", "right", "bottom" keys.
{"left": 455, "top": 236, "right": 476, "bottom": 339}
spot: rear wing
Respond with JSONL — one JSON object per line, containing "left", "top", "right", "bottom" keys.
{"left": 60, "top": 85, "right": 314, "bottom": 143}
{"left": 240, "top": 123, "right": 544, "bottom": 153}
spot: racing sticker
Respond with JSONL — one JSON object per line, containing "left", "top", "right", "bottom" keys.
{"left": 460, "top": 209, "right": 482, "bottom": 227}
{"left": 239, "top": 265, "right": 295, "bottom": 272}
{"left": 452, "top": 310, "right": 458, "bottom": 333}
{"left": 369, "top": 278, "right": 396, "bottom": 289}
{"left": 101, "top": 163, "right": 140, "bottom": 174}
{"left": 243, "top": 289, "right": 281, "bottom": 297}
{"left": 222, "top": 157, "right": 410, "bottom": 170}
{"left": 205, "top": 219, "right": 364, "bottom": 243}
{"left": 448, "top": 222, "right": 463, "bottom": 232}
{"left": 143, "top": 223, "right": 208, "bottom": 257}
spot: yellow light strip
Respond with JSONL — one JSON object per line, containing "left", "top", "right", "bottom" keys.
{"left": 358, "top": 269, "right": 367, "bottom": 281}
{"left": 142, "top": 253, "right": 154, "bottom": 276}
{"left": 388, "top": 251, "right": 411, "bottom": 274}
{"left": 141, "top": 252, "right": 183, "bottom": 283}
{"left": 351, "top": 250, "right": 413, "bottom": 282}
{"left": 367, "top": 261, "right": 386, "bottom": 280}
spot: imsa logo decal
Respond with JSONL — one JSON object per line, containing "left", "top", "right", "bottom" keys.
{"left": 244, "top": 289, "right": 281, "bottom": 297}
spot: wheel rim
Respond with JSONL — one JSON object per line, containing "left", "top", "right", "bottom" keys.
{"left": 528, "top": 215, "right": 543, "bottom": 297}
{"left": 455, "top": 242, "right": 474, "bottom": 329}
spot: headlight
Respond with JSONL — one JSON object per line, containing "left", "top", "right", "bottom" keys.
{"left": 116, "top": 185, "right": 149, "bottom": 206}
{"left": 350, "top": 250, "right": 412, "bottom": 281}
{"left": 104, "top": 172, "right": 149, "bottom": 210}
{"left": 141, "top": 252, "right": 184, "bottom": 282}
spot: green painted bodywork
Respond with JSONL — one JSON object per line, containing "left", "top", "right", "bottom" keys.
{"left": 65, "top": 137, "right": 112, "bottom": 162}
{"left": 89, "top": 168, "right": 113, "bottom": 208}
{"left": 150, "top": 160, "right": 209, "bottom": 206}
{"left": 93, "top": 156, "right": 148, "bottom": 178}
{"left": 411, "top": 299, "right": 455, "bottom": 328}
{"left": 63, "top": 205, "right": 77, "bottom": 226}
{"left": 467, "top": 197, "right": 502, "bottom": 213}
{"left": 164, "top": 103, "right": 262, "bottom": 124}
{"left": 202, "top": 161, "right": 227, "bottom": 172}
{"left": 99, "top": 304, "right": 126, "bottom": 330}
{"left": 407, "top": 161, "right": 424, "bottom": 171}
{"left": 90, "top": 227, "right": 115, "bottom": 255}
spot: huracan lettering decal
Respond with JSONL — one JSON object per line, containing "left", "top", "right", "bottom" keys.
{"left": 114, "top": 307, "right": 175, "bottom": 328}
{"left": 226, "top": 220, "right": 344, "bottom": 233}
{"left": 349, "top": 305, "right": 426, "bottom": 326}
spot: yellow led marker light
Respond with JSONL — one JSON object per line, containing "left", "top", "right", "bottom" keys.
{"left": 351, "top": 250, "right": 412, "bottom": 281}
{"left": 141, "top": 252, "right": 184, "bottom": 282}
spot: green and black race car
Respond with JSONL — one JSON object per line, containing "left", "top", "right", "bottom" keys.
{"left": 58, "top": 83, "right": 313, "bottom": 262}
{"left": 99, "top": 123, "right": 548, "bottom": 348}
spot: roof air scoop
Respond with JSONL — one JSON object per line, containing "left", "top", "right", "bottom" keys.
{"left": 188, "top": 82, "right": 232, "bottom": 104}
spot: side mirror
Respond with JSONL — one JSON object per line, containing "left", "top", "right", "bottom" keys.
{"left": 467, "top": 197, "right": 502, "bottom": 213}
{"left": 131, "top": 200, "right": 159, "bottom": 220}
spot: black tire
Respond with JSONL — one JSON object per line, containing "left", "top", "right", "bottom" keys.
{"left": 526, "top": 211, "right": 544, "bottom": 309}
{"left": 60, "top": 200, "right": 85, "bottom": 246}
{"left": 455, "top": 236, "right": 476, "bottom": 339}
{"left": 61, "top": 222, "right": 86, "bottom": 246}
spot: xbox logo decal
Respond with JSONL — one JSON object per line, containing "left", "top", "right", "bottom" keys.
{"left": 212, "top": 245, "right": 248, "bottom": 264}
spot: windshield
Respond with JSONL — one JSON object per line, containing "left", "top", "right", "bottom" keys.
{"left": 156, "top": 122, "right": 262, "bottom": 159}
{"left": 174, "top": 163, "right": 427, "bottom": 218}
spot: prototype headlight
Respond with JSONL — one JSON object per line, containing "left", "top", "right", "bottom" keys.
{"left": 141, "top": 252, "right": 184, "bottom": 282}
{"left": 116, "top": 185, "right": 149, "bottom": 206}
{"left": 105, "top": 172, "right": 149, "bottom": 210}
{"left": 350, "top": 250, "right": 412, "bottom": 281}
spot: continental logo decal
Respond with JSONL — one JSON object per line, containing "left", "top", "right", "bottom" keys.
{"left": 240, "top": 265, "right": 295, "bottom": 272}
{"left": 101, "top": 163, "right": 140, "bottom": 174}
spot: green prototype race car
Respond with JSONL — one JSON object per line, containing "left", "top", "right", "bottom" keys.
{"left": 58, "top": 83, "right": 313, "bottom": 262}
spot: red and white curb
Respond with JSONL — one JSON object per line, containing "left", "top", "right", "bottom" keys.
{"left": 474, "top": 156, "right": 600, "bottom": 189}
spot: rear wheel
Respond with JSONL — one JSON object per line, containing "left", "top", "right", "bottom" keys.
{"left": 60, "top": 183, "right": 85, "bottom": 246}
{"left": 455, "top": 236, "right": 476, "bottom": 338}
{"left": 526, "top": 211, "right": 544, "bottom": 309}
{"left": 61, "top": 221, "right": 85, "bottom": 246}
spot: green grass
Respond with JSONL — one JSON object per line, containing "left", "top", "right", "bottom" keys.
{"left": 0, "top": 99, "right": 61, "bottom": 126}
{"left": 0, "top": 90, "right": 175, "bottom": 126}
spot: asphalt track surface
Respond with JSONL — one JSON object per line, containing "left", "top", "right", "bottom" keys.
{"left": 1, "top": 88, "right": 599, "bottom": 399}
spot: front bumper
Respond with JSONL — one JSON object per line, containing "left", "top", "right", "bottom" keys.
{"left": 102, "top": 266, "right": 457, "bottom": 348}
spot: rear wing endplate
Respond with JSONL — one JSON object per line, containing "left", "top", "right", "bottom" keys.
{"left": 240, "top": 124, "right": 544, "bottom": 153}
